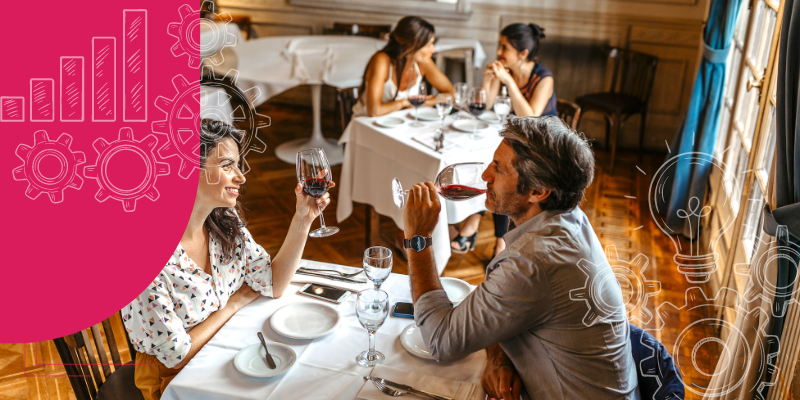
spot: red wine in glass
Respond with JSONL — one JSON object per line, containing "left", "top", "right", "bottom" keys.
{"left": 408, "top": 96, "right": 426, "bottom": 107}
{"left": 302, "top": 178, "right": 330, "bottom": 198}
{"left": 437, "top": 184, "right": 487, "bottom": 200}
{"left": 392, "top": 162, "right": 487, "bottom": 208}
{"left": 468, "top": 102, "right": 486, "bottom": 116}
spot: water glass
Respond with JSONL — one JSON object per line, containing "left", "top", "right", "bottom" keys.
{"left": 435, "top": 94, "right": 453, "bottom": 131}
{"left": 355, "top": 289, "right": 389, "bottom": 367}
{"left": 364, "top": 246, "right": 392, "bottom": 289}
{"left": 454, "top": 83, "right": 469, "bottom": 119}
{"left": 494, "top": 95, "right": 511, "bottom": 123}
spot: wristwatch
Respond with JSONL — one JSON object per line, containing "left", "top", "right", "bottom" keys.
{"left": 403, "top": 235, "right": 433, "bottom": 252}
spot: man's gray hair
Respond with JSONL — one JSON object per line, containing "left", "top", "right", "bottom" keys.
{"left": 499, "top": 116, "right": 595, "bottom": 211}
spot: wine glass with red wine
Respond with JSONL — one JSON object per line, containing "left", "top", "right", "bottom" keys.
{"left": 296, "top": 148, "right": 339, "bottom": 237}
{"left": 391, "top": 162, "right": 487, "bottom": 209}
{"left": 408, "top": 82, "right": 427, "bottom": 128}
{"left": 468, "top": 88, "right": 487, "bottom": 138}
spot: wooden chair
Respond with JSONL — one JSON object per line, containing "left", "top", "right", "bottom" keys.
{"left": 324, "top": 23, "right": 392, "bottom": 40}
{"left": 217, "top": 15, "right": 256, "bottom": 40}
{"left": 575, "top": 47, "right": 658, "bottom": 174}
{"left": 556, "top": 98, "right": 582, "bottom": 130}
{"left": 335, "top": 86, "right": 360, "bottom": 134}
{"left": 53, "top": 312, "right": 143, "bottom": 400}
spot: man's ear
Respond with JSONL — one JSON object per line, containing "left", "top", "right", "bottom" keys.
{"left": 528, "top": 188, "right": 551, "bottom": 205}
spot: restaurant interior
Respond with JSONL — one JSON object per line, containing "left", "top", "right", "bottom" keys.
{"left": 1, "top": 0, "right": 799, "bottom": 399}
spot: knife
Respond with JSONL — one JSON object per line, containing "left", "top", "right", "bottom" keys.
{"left": 295, "top": 270, "right": 367, "bottom": 284}
{"left": 373, "top": 377, "right": 454, "bottom": 400}
{"left": 256, "top": 332, "right": 276, "bottom": 369}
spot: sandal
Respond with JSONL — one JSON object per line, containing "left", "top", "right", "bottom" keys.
{"left": 451, "top": 232, "right": 477, "bottom": 254}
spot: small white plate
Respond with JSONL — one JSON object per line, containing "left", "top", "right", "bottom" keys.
{"left": 451, "top": 119, "right": 490, "bottom": 133}
{"left": 400, "top": 323, "right": 434, "bottom": 360}
{"left": 409, "top": 108, "right": 440, "bottom": 121}
{"left": 375, "top": 117, "right": 405, "bottom": 128}
{"left": 479, "top": 111, "right": 501, "bottom": 123}
{"left": 441, "top": 277, "right": 471, "bottom": 306}
{"left": 233, "top": 342, "right": 297, "bottom": 378}
{"left": 270, "top": 302, "right": 341, "bottom": 340}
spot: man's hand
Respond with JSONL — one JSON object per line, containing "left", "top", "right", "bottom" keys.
{"left": 482, "top": 345, "right": 523, "bottom": 400}
{"left": 403, "top": 182, "right": 441, "bottom": 239}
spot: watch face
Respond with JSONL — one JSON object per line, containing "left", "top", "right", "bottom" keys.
{"left": 410, "top": 236, "right": 425, "bottom": 252}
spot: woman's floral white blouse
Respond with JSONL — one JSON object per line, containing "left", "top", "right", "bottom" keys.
{"left": 122, "top": 227, "right": 272, "bottom": 368}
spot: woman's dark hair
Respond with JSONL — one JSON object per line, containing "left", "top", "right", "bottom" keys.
{"left": 500, "top": 23, "right": 546, "bottom": 62}
{"left": 359, "top": 16, "right": 435, "bottom": 99}
{"left": 200, "top": 118, "right": 246, "bottom": 260}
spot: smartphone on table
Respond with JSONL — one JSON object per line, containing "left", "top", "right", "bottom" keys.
{"left": 392, "top": 302, "right": 415, "bottom": 318}
{"left": 298, "top": 283, "right": 351, "bottom": 303}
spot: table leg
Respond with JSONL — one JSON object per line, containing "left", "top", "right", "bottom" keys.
{"left": 274, "top": 84, "right": 344, "bottom": 165}
{"left": 365, "top": 204, "right": 380, "bottom": 248}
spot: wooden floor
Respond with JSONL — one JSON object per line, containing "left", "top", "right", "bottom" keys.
{"left": 1, "top": 100, "right": 718, "bottom": 400}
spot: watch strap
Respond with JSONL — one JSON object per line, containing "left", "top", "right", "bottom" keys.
{"left": 403, "top": 236, "right": 433, "bottom": 251}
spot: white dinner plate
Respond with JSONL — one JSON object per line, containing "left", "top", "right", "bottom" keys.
{"left": 400, "top": 323, "right": 434, "bottom": 360}
{"left": 441, "top": 277, "right": 471, "bottom": 306}
{"left": 479, "top": 111, "right": 501, "bottom": 123}
{"left": 375, "top": 116, "right": 405, "bottom": 128}
{"left": 451, "top": 119, "right": 490, "bottom": 133}
{"left": 269, "top": 302, "right": 341, "bottom": 340}
{"left": 409, "top": 108, "right": 440, "bottom": 121}
{"left": 233, "top": 342, "right": 297, "bottom": 378}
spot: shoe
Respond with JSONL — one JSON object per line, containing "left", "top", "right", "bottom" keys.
{"left": 451, "top": 232, "right": 477, "bottom": 254}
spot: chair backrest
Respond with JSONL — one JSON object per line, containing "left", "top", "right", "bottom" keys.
{"left": 335, "top": 86, "right": 360, "bottom": 133}
{"left": 53, "top": 311, "right": 135, "bottom": 400}
{"left": 605, "top": 47, "right": 659, "bottom": 104}
{"left": 556, "top": 98, "right": 581, "bottom": 130}
{"left": 325, "top": 23, "right": 392, "bottom": 40}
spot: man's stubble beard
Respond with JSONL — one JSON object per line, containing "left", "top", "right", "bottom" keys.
{"left": 488, "top": 190, "right": 526, "bottom": 223}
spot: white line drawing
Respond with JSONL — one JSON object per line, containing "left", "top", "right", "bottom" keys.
{"left": 60, "top": 56, "right": 85, "bottom": 122}
{"left": 84, "top": 127, "right": 170, "bottom": 212}
{"left": 13, "top": 130, "right": 85, "bottom": 203}
{"left": 30, "top": 79, "right": 55, "bottom": 122}
{"left": 123, "top": 9, "right": 148, "bottom": 122}
{"left": 152, "top": 67, "right": 268, "bottom": 179}
{"left": 169, "top": 1, "right": 237, "bottom": 68}
{"left": 0, "top": 96, "right": 25, "bottom": 122}
{"left": 92, "top": 37, "right": 117, "bottom": 122}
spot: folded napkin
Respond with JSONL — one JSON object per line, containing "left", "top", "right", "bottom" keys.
{"left": 357, "top": 364, "right": 484, "bottom": 400}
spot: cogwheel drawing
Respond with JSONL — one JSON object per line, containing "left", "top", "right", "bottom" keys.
{"left": 168, "top": 1, "right": 237, "bottom": 68}
{"left": 652, "top": 286, "right": 779, "bottom": 399}
{"left": 13, "top": 130, "right": 85, "bottom": 203}
{"left": 152, "top": 67, "right": 268, "bottom": 179}
{"left": 569, "top": 245, "right": 661, "bottom": 334}
{"left": 84, "top": 127, "right": 170, "bottom": 212}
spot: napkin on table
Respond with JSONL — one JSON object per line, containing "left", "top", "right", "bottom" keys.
{"left": 357, "top": 364, "right": 484, "bottom": 400}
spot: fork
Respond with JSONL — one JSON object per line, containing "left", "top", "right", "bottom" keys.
{"left": 370, "top": 379, "right": 431, "bottom": 399}
{"left": 298, "top": 267, "right": 363, "bottom": 278}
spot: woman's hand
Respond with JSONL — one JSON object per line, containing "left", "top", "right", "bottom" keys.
{"left": 487, "top": 61, "right": 513, "bottom": 86}
{"left": 422, "top": 95, "right": 437, "bottom": 107}
{"left": 294, "top": 181, "right": 334, "bottom": 224}
{"left": 228, "top": 284, "right": 260, "bottom": 311}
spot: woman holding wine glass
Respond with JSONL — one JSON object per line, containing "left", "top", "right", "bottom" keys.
{"left": 351, "top": 16, "right": 453, "bottom": 118}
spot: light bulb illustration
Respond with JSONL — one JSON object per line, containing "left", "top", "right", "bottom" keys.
{"left": 649, "top": 152, "right": 737, "bottom": 283}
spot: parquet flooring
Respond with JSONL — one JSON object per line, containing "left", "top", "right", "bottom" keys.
{"left": 2, "top": 99, "right": 718, "bottom": 399}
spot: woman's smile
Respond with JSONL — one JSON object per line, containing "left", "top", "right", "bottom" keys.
{"left": 225, "top": 187, "right": 240, "bottom": 196}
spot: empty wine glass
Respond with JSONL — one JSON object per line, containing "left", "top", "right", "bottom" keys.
{"left": 391, "top": 162, "right": 487, "bottom": 209}
{"left": 296, "top": 148, "right": 339, "bottom": 237}
{"left": 468, "top": 88, "right": 487, "bottom": 138}
{"left": 408, "top": 82, "right": 427, "bottom": 128}
{"left": 435, "top": 94, "right": 453, "bottom": 132}
{"left": 355, "top": 288, "right": 389, "bottom": 367}
{"left": 494, "top": 95, "right": 511, "bottom": 123}
{"left": 364, "top": 246, "right": 392, "bottom": 289}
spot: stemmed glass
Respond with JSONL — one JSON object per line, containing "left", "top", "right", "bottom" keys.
{"left": 355, "top": 288, "right": 389, "bottom": 367}
{"left": 494, "top": 95, "right": 511, "bottom": 124}
{"left": 408, "top": 82, "right": 427, "bottom": 128}
{"left": 391, "top": 162, "right": 487, "bottom": 209}
{"left": 296, "top": 148, "right": 339, "bottom": 237}
{"left": 453, "top": 83, "right": 469, "bottom": 119}
{"left": 435, "top": 94, "right": 453, "bottom": 146}
{"left": 468, "top": 88, "right": 487, "bottom": 138}
{"left": 364, "top": 246, "right": 392, "bottom": 289}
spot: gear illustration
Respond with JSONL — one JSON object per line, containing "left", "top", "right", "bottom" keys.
{"left": 651, "top": 286, "right": 779, "bottom": 399}
{"left": 168, "top": 1, "right": 237, "bottom": 68}
{"left": 12, "top": 130, "right": 85, "bottom": 203}
{"left": 152, "top": 67, "right": 269, "bottom": 179}
{"left": 84, "top": 127, "right": 170, "bottom": 212}
{"left": 569, "top": 246, "right": 661, "bottom": 334}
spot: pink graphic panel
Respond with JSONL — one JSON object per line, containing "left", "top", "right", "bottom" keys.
{"left": 60, "top": 56, "right": 85, "bottom": 122}
{"left": 92, "top": 37, "right": 116, "bottom": 122}
{"left": 30, "top": 79, "right": 55, "bottom": 122}
{"left": 1, "top": 96, "right": 25, "bottom": 122}
{"left": 123, "top": 10, "right": 147, "bottom": 122}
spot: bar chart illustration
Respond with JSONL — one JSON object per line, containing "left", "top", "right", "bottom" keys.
{"left": 123, "top": 10, "right": 148, "bottom": 122}
{"left": 30, "top": 79, "right": 55, "bottom": 122}
{"left": 0, "top": 97, "right": 25, "bottom": 122}
{"left": 92, "top": 37, "right": 116, "bottom": 122}
{"left": 60, "top": 56, "right": 85, "bottom": 122}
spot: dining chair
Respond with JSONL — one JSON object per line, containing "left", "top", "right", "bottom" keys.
{"left": 556, "top": 98, "right": 582, "bottom": 130}
{"left": 324, "top": 23, "right": 392, "bottom": 40}
{"left": 575, "top": 47, "right": 658, "bottom": 174}
{"left": 53, "top": 311, "right": 143, "bottom": 400}
{"left": 335, "top": 86, "right": 360, "bottom": 134}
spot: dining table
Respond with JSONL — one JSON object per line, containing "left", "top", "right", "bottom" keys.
{"left": 160, "top": 260, "right": 487, "bottom": 400}
{"left": 336, "top": 109, "right": 504, "bottom": 273}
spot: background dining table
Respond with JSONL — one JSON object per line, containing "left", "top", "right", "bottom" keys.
{"left": 159, "top": 260, "right": 487, "bottom": 400}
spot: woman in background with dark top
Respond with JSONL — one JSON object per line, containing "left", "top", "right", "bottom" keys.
{"left": 451, "top": 23, "right": 556, "bottom": 257}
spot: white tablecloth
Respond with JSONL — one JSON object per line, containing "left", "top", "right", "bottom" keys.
{"left": 161, "top": 261, "right": 486, "bottom": 400}
{"left": 336, "top": 110, "right": 503, "bottom": 273}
